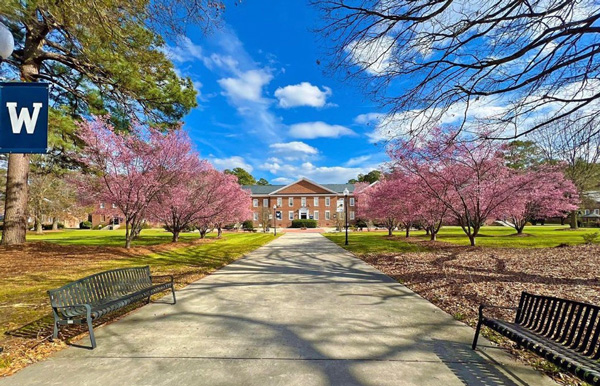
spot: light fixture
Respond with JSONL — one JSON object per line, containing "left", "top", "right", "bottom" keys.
{"left": 0, "top": 21, "right": 14, "bottom": 62}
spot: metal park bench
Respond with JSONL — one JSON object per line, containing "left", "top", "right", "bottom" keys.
{"left": 473, "top": 291, "right": 600, "bottom": 385}
{"left": 48, "top": 266, "right": 176, "bottom": 349}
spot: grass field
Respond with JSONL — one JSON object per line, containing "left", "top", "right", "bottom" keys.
{"left": 26, "top": 228, "right": 206, "bottom": 246}
{"left": 325, "top": 225, "right": 600, "bottom": 253}
{"left": 0, "top": 229, "right": 277, "bottom": 375}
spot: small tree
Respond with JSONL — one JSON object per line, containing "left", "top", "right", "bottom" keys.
{"left": 78, "top": 116, "right": 196, "bottom": 248}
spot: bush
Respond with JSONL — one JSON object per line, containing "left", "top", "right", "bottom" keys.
{"left": 42, "top": 223, "right": 65, "bottom": 230}
{"left": 80, "top": 221, "right": 92, "bottom": 229}
{"left": 223, "top": 223, "right": 237, "bottom": 230}
{"left": 291, "top": 219, "right": 317, "bottom": 228}
{"left": 582, "top": 232, "right": 599, "bottom": 244}
{"left": 140, "top": 222, "right": 153, "bottom": 229}
{"left": 242, "top": 220, "right": 254, "bottom": 230}
{"left": 355, "top": 218, "right": 368, "bottom": 229}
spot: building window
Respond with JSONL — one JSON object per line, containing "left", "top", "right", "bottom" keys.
{"left": 112, "top": 203, "right": 117, "bottom": 209}
{"left": 263, "top": 198, "right": 269, "bottom": 207}
{"left": 314, "top": 211, "right": 319, "bottom": 220}
{"left": 595, "top": 209, "right": 600, "bottom": 214}
{"left": 585, "top": 209, "right": 590, "bottom": 215}
{"left": 253, "top": 212, "right": 258, "bottom": 221}
{"left": 350, "top": 211, "right": 355, "bottom": 220}
{"left": 289, "top": 211, "right": 294, "bottom": 220}
{"left": 325, "top": 210, "right": 330, "bottom": 220}
{"left": 314, "top": 197, "right": 319, "bottom": 206}
{"left": 100, "top": 203, "right": 105, "bottom": 209}
{"left": 253, "top": 199, "right": 258, "bottom": 207}
{"left": 349, "top": 197, "right": 355, "bottom": 206}
{"left": 301, "top": 197, "right": 307, "bottom": 207}
{"left": 288, "top": 197, "right": 293, "bottom": 207}
{"left": 277, "top": 197, "right": 282, "bottom": 207}
{"left": 325, "top": 197, "right": 330, "bottom": 207}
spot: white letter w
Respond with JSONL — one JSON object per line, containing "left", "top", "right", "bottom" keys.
{"left": 6, "top": 102, "right": 43, "bottom": 134}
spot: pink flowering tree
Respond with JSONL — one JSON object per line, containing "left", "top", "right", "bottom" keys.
{"left": 392, "top": 129, "right": 531, "bottom": 246}
{"left": 501, "top": 168, "right": 579, "bottom": 234}
{"left": 357, "top": 173, "right": 418, "bottom": 236}
{"left": 77, "top": 116, "right": 197, "bottom": 248}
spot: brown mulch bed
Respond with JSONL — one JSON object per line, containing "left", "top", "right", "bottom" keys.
{"left": 359, "top": 240, "right": 600, "bottom": 386}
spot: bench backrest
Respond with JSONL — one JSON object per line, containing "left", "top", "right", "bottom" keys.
{"left": 48, "top": 266, "right": 152, "bottom": 308}
{"left": 516, "top": 292, "right": 600, "bottom": 359}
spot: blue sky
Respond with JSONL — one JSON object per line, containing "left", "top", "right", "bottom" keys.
{"left": 166, "top": 1, "right": 389, "bottom": 184}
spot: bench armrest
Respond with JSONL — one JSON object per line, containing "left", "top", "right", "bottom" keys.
{"left": 478, "top": 304, "right": 519, "bottom": 319}
{"left": 52, "top": 303, "right": 92, "bottom": 319}
{"left": 150, "top": 274, "right": 174, "bottom": 283}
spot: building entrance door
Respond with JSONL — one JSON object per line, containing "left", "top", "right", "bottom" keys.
{"left": 299, "top": 208, "right": 308, "bottom": 219}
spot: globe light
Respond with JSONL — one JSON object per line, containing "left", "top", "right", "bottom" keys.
{"left": 0, "top": 21, "right": 15, "bottom": 62}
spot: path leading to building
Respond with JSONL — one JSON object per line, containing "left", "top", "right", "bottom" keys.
{"left": 1, "top": 233, "right": 556, "bottom": 386}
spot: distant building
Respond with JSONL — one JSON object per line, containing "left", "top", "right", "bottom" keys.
{"left": 244, "top": 178, "right": 357, "bottom": 228}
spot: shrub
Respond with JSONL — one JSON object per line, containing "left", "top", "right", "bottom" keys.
{"left": 140, "top": 222, "right": 152, "bottom": 229}
{"left": 223, "top": 223, "right": 237, "bottom": 230}
{"left": 355, "top": 218, "right": 368, "bottom": 229}
{"left": 42, "top": 223, "right": 65, "bottom": 230}
{"left": 79, "top": 221, "right": 92, "bottom": 229}
{"left": 242, "top": 220, "right": 254, "bottom": 230}
{"left": 582, "top": 232, "right": 599, "bottom": 244}
{"left": 291, "top": 219, "right": 317, "bottom": 228}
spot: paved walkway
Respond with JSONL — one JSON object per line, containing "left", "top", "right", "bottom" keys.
{"left": 2, "top": 233, "right": 556, "bottom": 386}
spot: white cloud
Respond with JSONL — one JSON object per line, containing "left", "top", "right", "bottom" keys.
{"left": 345, "top": 155, "right": 372, "bottom": 167}
{"left": 289, "top": 121, "right": 356, "bottom": 139}
{"left": 274, "top": 82, "right": 332, "bottom": 108}
{"left": 268, "top": 141, "right": 319, "bottom": 161}
{"left": 211, "top": 156, "right": 254, "bottom": 172}
{"left": 165, "top": 36, "right": 205, "bottom": 63}
{"left": 347, "top": 35, "right": 396, "bottom": 76}
{"left": 272, "top": 177, "right": 294, "bottom": 184}
{"left": 218, "top": 69, "right": 273, "bottom": 104}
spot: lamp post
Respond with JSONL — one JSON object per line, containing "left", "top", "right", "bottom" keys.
{"left": 273, "top": 204, "right": 277, "bottom": 236}
{"left": 0, "top": 21, "right": 14, "bottom": 64}
{"left": 343, "top": 188, "right": 349, "bottom": 245}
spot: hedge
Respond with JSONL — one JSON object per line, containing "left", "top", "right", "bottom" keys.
{"left": 291, "top": 219, "right": 318, "bottom": 228}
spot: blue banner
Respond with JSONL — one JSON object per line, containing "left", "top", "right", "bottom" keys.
{"left": 0, "top": 82, "right": 49, "bottom": 153}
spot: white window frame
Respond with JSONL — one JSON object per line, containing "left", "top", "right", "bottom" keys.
{"left": 349, "top": 197, "right": 355, "bottom": 207}
{"left": 585, "top": 209, "right": 590, "bottom": 214}
{"left": 253, "top": 212, "right": 258, "bottom": 221}
{"left": 350, "top": 211, "right": 355, "bottom": 220}
{"left": 301, "top": 197, "right": 307, "bottom": 207}
{"left": 277, "top": 197, "right": 282, "bottom": 207}
{"left": 288, "top": 197, "right": 293, "bottom": 207}
{"left": 289, "top": 211, "right": 294, "bottom": 220}
{"left": 325, "top": 210, "right": 330, "bottom": 220}
{"left": 313, "top": 197, "right": 319, "bottom": 206}
{"left": 100, "top": 203, "right": 105, "bottom": 209}
{"left": 263, "top": 198, "right": 269, "bottom": 207}
{"left": 314, "top": 210, "right": 319, "bottom": 220}
{"left": 112, "top": 203, "right": 117, "bottom": 209}
{"left": 253, "top": 199, "right": 258, "bottom": 208}
{"left": 325, "top": 197, "right": 330, "bottom": 207}
{"left": 595, "top": 209, "right": 599, "bottom": 214}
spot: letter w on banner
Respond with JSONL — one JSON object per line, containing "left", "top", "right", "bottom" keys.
{"left": 0, "top": 82, "right": 49, "bottom": 153}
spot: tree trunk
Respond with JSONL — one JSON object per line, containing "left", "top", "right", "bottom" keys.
{"left": 35, "top": 215, "right": 43, "bottom": 234}
{"left": 2, "top": 154, "right": 31, "bottom": 245}
{"left": 200, "top": 229, "right": 207, "bottom": 239}
{"left": 217, "top": 226, "right": 222, "bottom": 238}
{"left": 425, "top": 228, "right": 430, "bottom": 235}
{"left": 172, "top": 231, "right": 179, "bottom": 242}
{"left": 388, "top": 228, "right": 393, "bottom": 236}
{"left": 430, "top": 232, "right": 437, "bottom": 241}
{"left": 468, "top": 234, "right": 476, "bottom": 246}
{"left": 125, "top": 220, "right": 132, "bottom": 248}
{"left": 2, "top": 25, "right": 45, "bottom": 245}
{"left": 405, "top": 227, "right": 410, "bottom": 238}
{"left": 52, "top": 218, "right": 59, "bottom": 230}
{"left": 570, "top": 210, "right": 578, "bottom": 229}
{"left": 560, "top": 217, "right": 566, "bottom": 226}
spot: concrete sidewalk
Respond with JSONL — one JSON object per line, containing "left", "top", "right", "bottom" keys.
{"left": 1, "top": 233, "right": 555, "bottom": 385}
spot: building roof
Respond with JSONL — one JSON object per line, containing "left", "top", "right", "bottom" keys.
{"left": 243, "top": 179, "right": 355, "bottom": 195}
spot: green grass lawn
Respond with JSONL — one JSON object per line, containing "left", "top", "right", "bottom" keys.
{"left": 1, "top": 230, "right": 277, "bottom": 373}
{"left": 324, "top": 231, "right": 430, "bottom": 255}
{"left": 26, "top": 228, "right": 207, "bottom": 246}
{"left": 325, "top": 225, "right": 600, "bottom": 253}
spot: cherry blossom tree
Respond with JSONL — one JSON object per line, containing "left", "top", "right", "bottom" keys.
{"left": 77, "top": 116, "right": 196, "bottom": 248}
{"left": 392, "top": 129, "right": 531, "bottom": 246}
{"left": 501, "top": 168, "right": 579, "bottom": 234}
{"left": 357, "top": 173, "right": 418, "bottom": 236}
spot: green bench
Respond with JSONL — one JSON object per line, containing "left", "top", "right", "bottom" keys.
{"left": 48, "top": 266, "right": 175, "bottom": 349}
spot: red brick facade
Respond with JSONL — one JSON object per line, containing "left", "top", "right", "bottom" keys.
{"left": 247, "top": 179, "right": 357, "bottom": 228}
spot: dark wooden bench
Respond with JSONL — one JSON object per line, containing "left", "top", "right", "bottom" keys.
{"left": 48, "top": 266, "right": 175, "bottom": 349}
{"left": 473, "top": 291, "right": 600, "bottom": 385}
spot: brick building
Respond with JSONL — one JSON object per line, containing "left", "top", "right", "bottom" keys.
{"left": 244, "top": 178, "right": 357, "bottom": 228}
